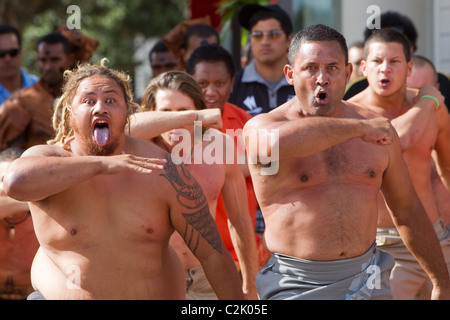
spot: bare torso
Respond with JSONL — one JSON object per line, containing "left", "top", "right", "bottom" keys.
{"left": 29, "top": 140, "right": 186, "bottom": 300}
{"left": 351, "top": 90, "right": 441, "bottom": 227}
{"left": 250, "top": 101, "right": 390, "bottom": 261}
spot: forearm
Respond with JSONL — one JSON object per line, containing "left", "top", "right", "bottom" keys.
{"left": 245, "top": 117, "right": 370, "bottom": 161}
{"left": 128, "top": 110, "right": 198, "bottom": 140}
{"left": 4, "top": 156, "right": 103, "bottom": 202}
{"left": 228, "top": 215, "right": 258, "bottom": 298}
{"left": 395, "top": 204, "right": 449, "bottom": 288}
{"left": 0, "top": 197, "right": 29, "bottom": 219}
{"left": 201, "top": 251, "right": 245, "bottom": 300}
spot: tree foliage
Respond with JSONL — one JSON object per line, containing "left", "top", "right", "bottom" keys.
{"left": 0, "top": 0, "right": 187, "bottom": 76}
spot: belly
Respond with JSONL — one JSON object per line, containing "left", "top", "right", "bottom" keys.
{"left": 262, "top": 183, "right": 379, "bottom": 261}
{"left": 31, "top": 243, "right": 186, "bottom": 300}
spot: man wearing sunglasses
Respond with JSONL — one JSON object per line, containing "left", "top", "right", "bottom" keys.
{"left": 228, "top": 4, "right": 295, "bottom": 238}
{"left": 0, "top": 24, "right": 38, "bottom": 105}
{"left": 0, "top": 29, "right": 98, "bottom": 152}
{"left": 229, "top": 4, "right": 294, "bottom": 118}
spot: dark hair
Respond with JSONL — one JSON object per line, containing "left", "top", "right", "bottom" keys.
{"left": 249, "top": 11, "right": 292, "bottom": 36}
{"left": 148, "top": 40, "right": 169, "bottom": 61}
{"left": 289, "top": 24, "right": 348, "bottom": 65}
{"left": 0, "top": 24, "right": 22, "bottom": 48}
{"left": 38, "top": 33, "right": 72, "bottom": 55}
{"left": 364, "top": 28, "right": 411, "bottom": 62}
{"left": 186, "top": 44, "right": 235, "bottom": 78}
{"left": 364, "top": 11, "right": 418, "bottom": 52}
{"left": 183, "top": 24, "right": 219, "bottom": 50}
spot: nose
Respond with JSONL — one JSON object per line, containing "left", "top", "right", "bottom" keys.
{"left": 93, "top": 100, "right": 109, "bottom": 115}
{"left": 380, "top": 60, "right": 390, "bottom": 73}
{"left": 316, "top": 69, "right": 329, "bottom": 86}
{"left": 203, "top": 84, "right": 216, "bottom": 97}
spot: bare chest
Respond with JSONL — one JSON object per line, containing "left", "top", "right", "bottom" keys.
{"left": 32, "top": 173, "right": 173, "bottom": 251}
{"left": 291, "top": 140, "right": 387, "bottom": 185}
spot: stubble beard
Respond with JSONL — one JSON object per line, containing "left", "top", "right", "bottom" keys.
{"left": 71, "top": 121, "right": 120, "bottom": 156}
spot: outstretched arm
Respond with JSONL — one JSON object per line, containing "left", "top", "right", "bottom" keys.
{"left": 244, "top": 108, "right": 394, "bottom": 163}
{"left": 3, "top": 144, "right": 166, "bottom": 202}
{"left": 164, "top": 159, "right": 244, "bottom": 300}
{"left": 391, "top": 86, "right": 445, "bottom": 151}
{"left": 128, "top": 109, "right": 222, "bottom": 140}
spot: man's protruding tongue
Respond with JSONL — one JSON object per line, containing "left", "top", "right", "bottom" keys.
{"left": 93, "top": 125, "right": 110, "bottom": 146}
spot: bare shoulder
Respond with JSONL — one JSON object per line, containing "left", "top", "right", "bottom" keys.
{"left": 344, "top": 100, "right": 386, "bottom": 120}
{"left": 126, "top": 135, "right": 168, "bottom": 159}
{"left": 21, "top": 143, "right": 70, "bottom": 158}
{"left": 244, "top": 100, "right": 294, "bottom": 130}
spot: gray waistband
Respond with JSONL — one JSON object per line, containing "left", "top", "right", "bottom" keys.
{"left": 270, "top": 243, "right": 381, "bottom": 283}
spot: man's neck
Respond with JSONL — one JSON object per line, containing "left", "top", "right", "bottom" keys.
{"left": 254, "top": 59, "right": 287, "bottom": 82}
{"left": 0, "top": 72, "right": 22, "bottom": 93}
{"left": 366, "top": 86, "right": 409, "bottom": 118}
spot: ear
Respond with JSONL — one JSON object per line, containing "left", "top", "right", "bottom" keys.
{"left": 345, "top": 62, "right": 353, "bottom": 83}
{"left": 406, "top": 60, "right": 413, "bottom": 77}
{"left": 361, "top": 60, "right": 368, "bottom": 77}
{"left": 284, "top": 64, "right": 294, "bottom": 85}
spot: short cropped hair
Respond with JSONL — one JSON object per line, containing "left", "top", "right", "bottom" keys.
{"left": 38, "top": 32, "right": 72, "bottom": 55}
{"left": 0, "top": 24, "right": 22, "bottom": 48}
{"left": 364, "top": 11, "right": 418, "bottom": 52}
{"left": 289, "top": 24, "right": 348, "bottom": 66}
{"left": 248, "top": 10, "right": 292, "bottom": 36}
{"left": 364, "top": 28, "right": 411, "bottom": 62}
{"left": 183, "top": 24, "right": 220, "bottom": 50}
{"left": 186, "top": 44, "right": 235, "bottom": 79}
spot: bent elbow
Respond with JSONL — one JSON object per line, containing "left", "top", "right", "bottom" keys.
{"left": 3, "top": 170, "right": 28, "bottom": 201}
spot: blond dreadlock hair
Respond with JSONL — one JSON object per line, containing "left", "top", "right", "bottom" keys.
{"left": 48, "top": 58, "right": 139, "bottom": 149}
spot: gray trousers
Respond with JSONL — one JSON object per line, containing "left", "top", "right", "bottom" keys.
{"left": 256, "top": 243, "right": 394, "bottom": 300}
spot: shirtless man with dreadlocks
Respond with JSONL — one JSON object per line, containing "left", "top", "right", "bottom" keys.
{"left": 3, "top": 61, "right": 244, "bottom": 300}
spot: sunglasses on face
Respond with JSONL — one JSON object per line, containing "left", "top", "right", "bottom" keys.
{"left": 0, "top": 48, "right": 20, "bottom": 59}
{"left": 250, "top": 30, "right": 283, "bottom": 41}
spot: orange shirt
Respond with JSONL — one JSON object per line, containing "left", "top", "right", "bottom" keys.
{"left": 215, "top": 103, "right": 268, "bottom": 267}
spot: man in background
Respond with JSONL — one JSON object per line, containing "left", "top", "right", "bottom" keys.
{"left": 0, "top": 24, "right": 38, "bottom": 104}
{"left": 0, "top": 29, "right": 98, "bottom": 152}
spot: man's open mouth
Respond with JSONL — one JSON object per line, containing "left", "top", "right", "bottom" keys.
{"left": 316, "top": 91, "right": 329, "bottom": 104}
{"left": 92, "top": 120, "right": 110, "bottom": 146}
{"left": 380, "top": 79, "right": 391, "bottom": 88}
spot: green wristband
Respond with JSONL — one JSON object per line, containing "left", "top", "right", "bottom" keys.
{"left": 420, "top": 95, "right": 440, "bottom": 111}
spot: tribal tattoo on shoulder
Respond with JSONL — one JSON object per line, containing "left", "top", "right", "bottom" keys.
{"left": 160, "top": 158, "right": 222, "bottom": 254}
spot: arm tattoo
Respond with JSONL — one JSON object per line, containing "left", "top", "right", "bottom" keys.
{"left": 160, "top": 158, "right": 222, "bottom": 254}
